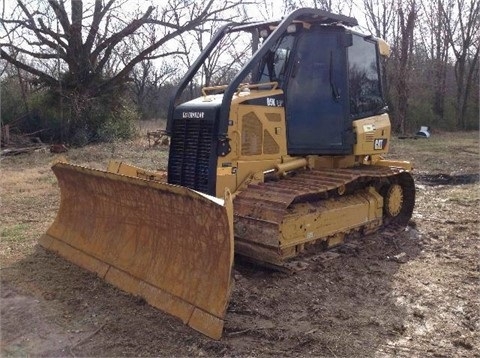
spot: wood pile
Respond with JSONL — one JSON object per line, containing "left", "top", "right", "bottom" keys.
{"left": 1, "top": 124, "right": 50, "bottom": 156}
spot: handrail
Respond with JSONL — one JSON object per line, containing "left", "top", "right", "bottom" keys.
{"left": 235, "top": 81, "right": 278, "bottom": 96}
{"left": 201, "top": 85, "right": 229, "bottom": 97}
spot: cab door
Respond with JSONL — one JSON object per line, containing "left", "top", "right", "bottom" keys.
{"left": 285, "top": 27, "right": 352, "bottom": 155}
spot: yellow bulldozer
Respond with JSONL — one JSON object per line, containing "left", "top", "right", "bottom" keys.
{"left": 40, "top": 8, "right": 415, "bottom": 339}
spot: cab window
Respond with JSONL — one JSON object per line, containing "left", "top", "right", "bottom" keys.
{"left": 256, "top": 34, "right": 295, "bottom": 87}
{"left": 348, "top": 34, "right": 384, "bottom": 118}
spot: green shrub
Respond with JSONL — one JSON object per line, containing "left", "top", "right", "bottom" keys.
{"left": 1, "top": 71, "right": 141, "bottom": 145}
{"left": 0, "top": 76, "right": 27, "bottom": 125}
{"left": 13, "top": 90, "right": 138, "bottom": 145}
{"left": 96, "top": 101, "right": 138, "bottom": 142}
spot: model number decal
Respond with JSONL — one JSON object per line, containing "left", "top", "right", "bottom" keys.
{"left": 266, "top": 97, "right": 284, "bottom": 107}
{"left": 374, "top": 138, "right": 387, "bottom": 150}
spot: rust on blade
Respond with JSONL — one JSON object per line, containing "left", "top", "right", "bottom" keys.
{"left": 40, "top": 162, "right": 233, "bottom": 340}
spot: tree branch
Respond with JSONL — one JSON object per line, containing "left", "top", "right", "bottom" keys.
{"left": 0, "top": 43, "right": 65, "bottom": 59}
{"left": 15, "top": 1, "right": 67, "bottom": 52}
{"left": 47, "top": 0, "right": 71, "bottom": 36}
{"left": 0, "top": 48, "right": 58, "bottom": 86}
{"left": 91, "top": 6, "right": 154, "bottom": 61}
{"left": 37, "top": 18, "right": 68, "bottom": 50}
{"left": 84, "top": 0, "right": 115, "bottom": 53}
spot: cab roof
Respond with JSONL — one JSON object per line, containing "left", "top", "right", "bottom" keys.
{"left": 230, "top": 8, "right": 358, "bottom": 33}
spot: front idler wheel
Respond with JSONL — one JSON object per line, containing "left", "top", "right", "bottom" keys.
{"left": 385, "top": 183, "right": 403, "bottom": 217}
{"left": 380, "top": 172, "right": 415, "bottom": 228}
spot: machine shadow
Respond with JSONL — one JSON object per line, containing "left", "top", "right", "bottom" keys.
{"left": 225, "top": 226, "right": 422, "bottom": 357}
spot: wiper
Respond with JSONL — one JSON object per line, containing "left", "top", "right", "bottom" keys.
{"left": 330, "top": 51, "right": 340, "bottom": 102}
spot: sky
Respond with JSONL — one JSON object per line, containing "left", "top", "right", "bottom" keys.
{"left": 0, "top": 0, "right": 377, "bottom": 80}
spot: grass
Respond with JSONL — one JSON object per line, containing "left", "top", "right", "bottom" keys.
{"left": 0, "top": 124, "right": 478, "bottom": 266}
{"left": 447, "top": 184, "right": 480, "bottom": 205}
{"left": 388, "top": 131, "right": 479, "bottom": 174}
{"left": 1, "top": 224, "right": 29, "bottom": 243}
{"left": 0, "top": 120, "right": 168, "bottom": 266}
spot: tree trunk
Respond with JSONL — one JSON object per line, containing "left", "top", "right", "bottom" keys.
{"left": 454, "top": 58, "right": 466, "bottom": 129}
{"left": 432, "top": 0, "right": 448, "bottom": 124}
{"left": 394, "top": 2, "right": 416, "bottom": 134}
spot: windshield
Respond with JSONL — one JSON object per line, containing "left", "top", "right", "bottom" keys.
{"left": 255, "top": 34, "right": 295, "bottom": 86}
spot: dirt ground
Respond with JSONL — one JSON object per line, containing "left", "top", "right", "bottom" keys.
{"left": 1, "top": 124, "right": 479, "bottom": 357}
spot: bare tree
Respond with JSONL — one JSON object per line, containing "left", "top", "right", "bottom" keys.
{"left": 441, "top": 0, "right": 480, "bottom": 129}
{"left": 362, "top": 0, "right": 396, "bottom": 40}
{"left": 130, "top": 60, "right": 178, "bottom": 119}
{"left": 0, "top": 0, "right": 245, "bottom": 139}
{"left": 194, "top": 28, "right": 253, "bottom": 86}
{"left": 360, "top": 0, "right": 396, "bottom": 121}
{"left": 418, "top": 0, "right": 451, "bottom": 124}
{"left": 392, "top": 0, "right": 417, "bottom": 134}
{"left": 174, "top": 5, "right": 253, "bottom": 100}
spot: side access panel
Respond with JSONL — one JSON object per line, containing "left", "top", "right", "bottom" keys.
{"left": 39, "top": 162, "right": 234, "bottom": 339}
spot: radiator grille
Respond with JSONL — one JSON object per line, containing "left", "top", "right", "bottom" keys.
{"left": 168, "top": 118, "right": 215, "bottom": 194}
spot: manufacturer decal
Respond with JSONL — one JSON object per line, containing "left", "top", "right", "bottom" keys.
{"left": 182, "top": 111, "right": 205, "bottom": 119}
{"left": 374, "top": 138, "right": 388, "bottom": 150}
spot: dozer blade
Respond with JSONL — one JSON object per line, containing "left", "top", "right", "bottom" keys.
{"left": 39, "top": 162, "right": 234, "bottom": 339}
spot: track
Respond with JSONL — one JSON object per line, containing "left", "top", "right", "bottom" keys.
{"left": 233, "top": 165, "right": 416, "bottom": 265}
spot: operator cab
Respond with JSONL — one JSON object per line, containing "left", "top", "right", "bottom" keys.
{"left": 253, "top": 26, "right": 387, "bottom": 155}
